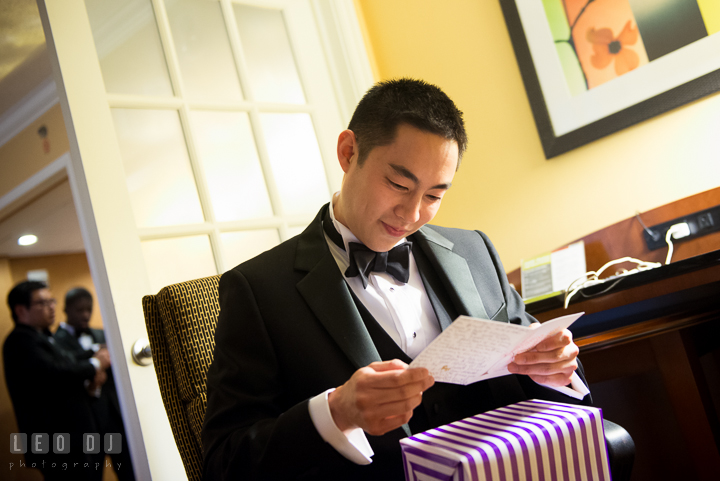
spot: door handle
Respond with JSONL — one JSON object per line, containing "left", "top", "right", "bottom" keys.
{"left": 131, "top": 338, "right": 152, "bottom": 366}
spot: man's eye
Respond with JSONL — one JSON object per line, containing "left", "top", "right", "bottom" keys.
{"left": 390, "top": 180, "right": 407, "bottom": 190}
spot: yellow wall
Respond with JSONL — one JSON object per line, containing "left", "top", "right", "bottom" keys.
{"left": 356, "top": 0, "right": 720, "bottom": 271}
{"left": 0, "top": 103, "right": 69, "bottom": 198}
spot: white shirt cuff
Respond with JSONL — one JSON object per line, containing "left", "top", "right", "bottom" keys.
{"left": 538, "top": 371, "right": 590, "bottom": 400}
{"left": 88, "top": 357, "right": 100, "bottom": 371}
{"left": 308, "top": 388, "right": 374, "bottom": 465}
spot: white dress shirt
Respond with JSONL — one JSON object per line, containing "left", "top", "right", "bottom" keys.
{"left": 59, "top": 323, "right": 103, "bottom": 397}
{"left": 308, "top": 197, "right": 589, "bottom": 464}
{"left": 60, "top": 322, "right": 101, "bottom": 352}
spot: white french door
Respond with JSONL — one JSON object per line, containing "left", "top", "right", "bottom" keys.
{"left": 37, "top": 0, "right": 373, "bottom": 478}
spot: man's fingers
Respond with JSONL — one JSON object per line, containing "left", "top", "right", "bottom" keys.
{"left": 356, "top": 375, "right": 434, "bottom": 405}
{"left": 509, "top": 359, "right": 577, "bottom": 375}
{"left": 329, "top": 361, "right": 435, "bottom": 434}
{"left": 514, "top": 338, "right": 578, "bottom": 365}
{"left": 508, "top": 335, "right": 578, "bottom": 381}
{"left": 533, "top": 329, "right": 573, "bottom": 352}
{"left": 364, "top": 411, "right": 414, "bottom": 436}
{"left": 527, "top": 372, "right": 575, "bottom": 387}
{"left": 514, "top": 347, "right": 568, "bottom": 365}
{"left": 368, "top": 359, "right": 409, "bottom": 372}
{"left": 361, "top": 366, "right": 432, "bottom": 389}
{"left": 508, "top": 355, "right": 577, "bottom": 379}
{"left": 359, "top": 393, "right": 424, "bottom": 421}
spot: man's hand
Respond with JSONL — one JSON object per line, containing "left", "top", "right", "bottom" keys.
{"left": 87, "top": 367, "right": 107, "bottom": 394}
{"left": 507, "top": 327, "right": 579, "bottom": 387}
{"left": 93, "top": 347, "right": 111, "bottom": 370}
{"left": 328, "top": 359, "right": 434, "bottom": 436}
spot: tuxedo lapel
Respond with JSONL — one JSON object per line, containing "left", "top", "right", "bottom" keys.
{"left": 295, "top": 206, "right": 382, "bottom": 370}
{"left": 411, "top": 244, "right": 454, "bottom": 331}
{"left": 90, "top": 328, "right": 106, "bottom": 345}
{"left": 414, "top": 227, "right": 530, "bottom": 406}
{"left": 413, "top": 226, "right": 489, "bottom": 321}
{"left": 56, "top": 326, "right": 83, "bottom": 352}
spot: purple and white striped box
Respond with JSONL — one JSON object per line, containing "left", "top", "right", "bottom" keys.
{"left": 400, "top": 399, "right": 610, "bottom": 481}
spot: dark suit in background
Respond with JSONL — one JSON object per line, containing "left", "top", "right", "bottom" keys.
{"left": 53, "top": 325, "right": 135, "bottom": 481}
{"left": 203, "top": 205, "right": 591, "bottom": 480}
{"left": 3, "top": 324, "right": 103, "bottom": 481}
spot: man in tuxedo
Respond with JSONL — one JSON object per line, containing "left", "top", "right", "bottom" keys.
{"left": 4, "top": 281, "right": 110, "bottom": 480}
{"left": 202, "top": 78, "right": 589, "bottom": 480}
{"left": 53, "top": 287, "right": 135, "bottom": 481}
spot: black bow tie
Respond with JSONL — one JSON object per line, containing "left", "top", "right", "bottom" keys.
{"left": 345, "top": 242, "right": 412, "bottom": 288}
{"left": 323, "top": 210, "right": 411, "bottom": 288}
{"left": 75, "top": 327, "right": 91, "bottom": 338}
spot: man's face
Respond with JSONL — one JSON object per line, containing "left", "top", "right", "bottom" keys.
{"left": 17, "top": 288, "right": 56, "bottom": 330}
{"left": 65, "top": 297, "right": 93, "bottom": 330}
{"left": 334, "top": 124, "right": 458, "bottom": 252}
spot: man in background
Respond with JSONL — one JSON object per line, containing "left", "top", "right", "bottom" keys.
{"left": 54, "top": 287, "right": 135, "bottom": 481}
{"left": 4, "top": 281, "right": 108, "bottom": 480}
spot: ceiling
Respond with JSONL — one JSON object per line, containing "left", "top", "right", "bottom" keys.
{"left": 0, "top": 180, "right": 85, "bottom": 258}
{"left": 0, "top": 0, "right": 46, "bottom": 85}
{"left": 0, "top": 0, "right": 85, "bottom": 258}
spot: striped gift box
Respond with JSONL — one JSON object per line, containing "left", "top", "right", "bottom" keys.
{"left": 400, "top": 400, "right": 610, "bottom": 481}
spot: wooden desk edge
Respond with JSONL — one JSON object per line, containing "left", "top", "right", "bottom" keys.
{"left": 576, "top": 307, "right": 720, "bottom": 354}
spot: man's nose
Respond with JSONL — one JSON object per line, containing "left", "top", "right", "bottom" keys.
{"left": 395, "top": 196, "right": 422, "bottom": 223}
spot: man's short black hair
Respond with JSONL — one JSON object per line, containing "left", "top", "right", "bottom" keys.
{"left": 7, "top": 281, "right": 48, "bottom": 323}
{"left": 348, "top": 78, "right": 468, "bottom": 168}
{"left": 65, "top": 287, "right": 93, "bottom": 309}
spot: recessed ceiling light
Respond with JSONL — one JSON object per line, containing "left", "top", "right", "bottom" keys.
{"left": 18, "top": 235, "right": 38, "bottom": 246}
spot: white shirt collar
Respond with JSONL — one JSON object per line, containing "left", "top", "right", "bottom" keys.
{"left": 60, "top": 322, "right": 75, "bottom": 336}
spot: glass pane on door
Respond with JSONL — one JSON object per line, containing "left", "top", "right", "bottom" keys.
{"left": 190, "top": 110, "right": 273, "bottom": 221}
{"left": 286, "top": 225, "right": 308, "bottom": 238}
{"left": 141, "top": 235, "right": 218, "bottom": 292}
{"left": 165, "top": 0, "right": 244, "bottom": 102}
{"left": 220, "top": 229, "right": 281, "bottom": 269}
{"left": 234, "top": 4, "right": 305, "bottom": 104}
{"left": 112, "top": 108, "right": 205, "bottom": 227}
{"left": 85, "top": 0, "right": 174, "bottom": 97}
{"left": 260, "top": 113, "right": 330, "bottom": 216}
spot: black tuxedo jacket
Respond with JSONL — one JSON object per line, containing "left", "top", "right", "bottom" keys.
{"left": 54, "top": 325, "right": 106, "bottom": 356}
{"left": 203, "top": 205, "right": 590, "bottom": 480}
{"left": 3, "top": 324, "right": 101, "bottom": 476}
{"left": 54, "top": 326, "right": 124, "bottom": 431}
{"left": 52, "top": 326, "right": 135, "bottom": 481}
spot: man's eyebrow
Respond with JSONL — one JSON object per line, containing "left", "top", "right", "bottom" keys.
{"left": 389, "top": 163, "right": 452, "bottom": 190}
{"left": 389, "top": 163, "right": 418, "bottom": 183}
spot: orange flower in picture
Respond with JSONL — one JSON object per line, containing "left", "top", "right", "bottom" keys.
{"left": 587, "top": 20, "right": 640, "bottom": 76}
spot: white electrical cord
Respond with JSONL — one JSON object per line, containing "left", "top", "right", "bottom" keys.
{"left": 564, "top": 257, "right": 662, "bottom": 308}
{"left": 665, "top": 222, "right": 690, "bottom": 265}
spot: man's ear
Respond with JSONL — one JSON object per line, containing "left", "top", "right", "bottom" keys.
{"left": 337, "top": 130, "right": 358, "bottom": 173}
{"left": 14, "top": 305, "right": 28, "bottom": 324}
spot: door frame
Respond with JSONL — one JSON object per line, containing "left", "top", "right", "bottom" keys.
{"left": 35, "top": 1, "right": 374, "bottom": 479}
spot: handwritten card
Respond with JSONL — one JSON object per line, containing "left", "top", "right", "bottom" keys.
{"left": 409, "top": 312, "right": 584, "bottom": 385}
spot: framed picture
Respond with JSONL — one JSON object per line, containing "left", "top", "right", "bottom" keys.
{"left": 500, "top": 0, "right": 720, "bottom": 159}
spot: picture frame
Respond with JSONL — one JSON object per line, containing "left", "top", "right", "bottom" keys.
{"left": 499, "top": 0, "right": 720, "bottom": 159}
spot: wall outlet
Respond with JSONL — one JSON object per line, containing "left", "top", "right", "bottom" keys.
{"left": 643, "top": 205, "right": 720, "bottom": 250}
{"left": 697, "top": 212, "right": 714, "bottom": 231}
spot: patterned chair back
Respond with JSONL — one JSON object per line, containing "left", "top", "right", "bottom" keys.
{"left": 142, "top": 275, "right": 221, "bottom": 481}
